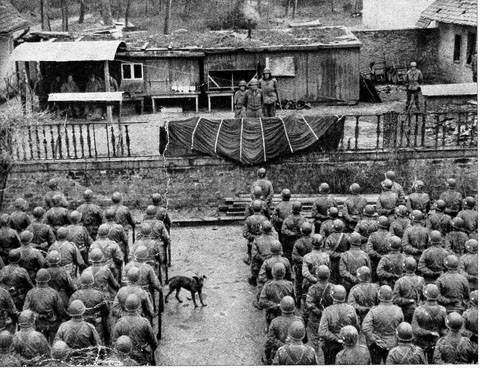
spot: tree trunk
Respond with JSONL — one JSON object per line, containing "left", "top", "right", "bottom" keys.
{"left": 163, "top": 0, "right": 172, "bottom": 35}
{"left": 291, "top": 0, "right": 297, "bottom": 18}
{"left": 101, "top": 0, "right": 114, "bottom": 25}
{"left": 45, "top": 0, "right": 52, "bottom": 31}
{"left": 61, "top": 0, "right": 69, "bottom": 32}
{"left": 125, "top": 0, "right": 131, "bottom": 27}
{"left": 79, "top": 0, "right": 85, "bottom": 24}
{"left": 40, "top": 0, "right": 45, "bottom": 30}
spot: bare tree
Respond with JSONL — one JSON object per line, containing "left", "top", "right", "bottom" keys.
{"left": 79, "top": 0, "right": 86, "bottom": 24}
{"left": 101, "top": 0, "right": 114, "bottom": 25}
{"left": 164, "top": 0, "right": 172, "bottom": 34}
{"left": 61, "top": 0, "right": 69, "bottom": 31}
{"left": 125, "top": 0, "right": 132, "bottom": 27}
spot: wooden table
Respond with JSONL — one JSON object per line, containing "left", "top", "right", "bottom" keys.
{"left": 151, "top": 93, "right": 200, "bottom": 113}
{"left": 206, "top": 91, "right": 234, "bottom": 112}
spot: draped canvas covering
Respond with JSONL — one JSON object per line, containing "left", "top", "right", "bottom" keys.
{"left": 167, "top": 115, "right": 345, "bottom": 165}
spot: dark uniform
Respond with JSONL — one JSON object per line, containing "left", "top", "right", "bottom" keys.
{"left": 281, "top": 213, "right": 305, "bottom": 262}
{"left": 0, "top": 263, "right": 33, "bottom": 310}
{"left": 377, "top": 252, "right": 405, "bottom": 288}
{"left": 252, "top": 178, "right": 274, "bottom": 207}
{"left": 445, "top": 230, "right": 469, "bottom": 256}
{"left": 355, "top": 216, "right": 379, "bottom": 249}
{"left": 251, "top": 232, "right": 276, "bottom": 283}
{"left": 54, "top": 319, "right": 101, "bottom": 349}
{"left": 324, "top": 231, "right": 350, "bottom": 283}
{"left": 305, "top": 281, "right": 334, "bottom": 351}
{"left": 233, "top": 89, "right": 247, "bottom": 118}
{"left": 18, "top": 245, "right": 45, "bottom": 282}
{"left": 9, "top": 211, "right": 31, "bottom": 234}
{"left": 112, "top": 285, "right": 154, "bottom": 322}
{"left": 347, "top": 282, "right": 378, "bottom": 323}
{"left": 403, "top": 223, "right": 430, "bottom": 262}
{"left": 292, "top": 235, "right": 313, "bottom": 302}
{"left": 243, "top": 213, "right": 268, "bottom": 263}
{"left": 106, "top": 220, "right": 129, "bottom": 264}
{"left": 312, "top": 195, "right": 336, "bottom": 233}
{"left": 26, "top": 221, "right": 55, "bottom": 252}
{"left": 272, "top": 342, "right": 318, "bottom": 365}
{"left": 376, "top": 189, "right": 398, "bottom": 218}
{"left": 12, "top": 327, "right": 50, "bottom": 362}
{"left": 265, "top": 314, "right": 303, "bottom": 363}
{"left": 90, "top": 238, "right": 124, "bottom": 282}
{"left": 436, "top": 270, "right": 470, "bottom": 313}
{"left": 84, "top": 264, "right": 120, "bottom": 303}
{"left": 0, "top": 288, "right": 17, "bottom": 334}
{"left": 45, "top": 206, "right": 69, "bottom": 234}
{"left": 244, "top": 89, "right": 263, "bottom": 118}
{"left": 433, "top": 331, "right": 477, "bottom": 363}
{"left": 439, "top": 189, "right": 463, "bottom": 217}
{"left": 335, "top": 344, "right": 371, "bottom": 365}
{"left": 272, "top": 200, "right": 292, "bottom": 241}
{"left": 339, "top": 247, "right": 370, "bottom": 292}
{"left": 389, "top": 216, "right": 411, "bottom": 239}
{"left": 301, "top": 249, "right": 330, "bottom": 295}
{"left": 386, "top": 342, "right": 426, "bottom": 364}
{"left": 459, "top": 248, "right": 478, "bottom": 291}
{"left": 259, "top": 279, "right": 295, "bottom": 326}
{"left": 426, "top": 208, "right": 452, "bottom": 235}
{"left": 366, "top": 229, "right": 391, "bottom": 281}
{"left": 109, "top": 204, "right": 135, "bottom": 231}
{"left": 66, "top": 224, "right": 93, "bottom": 262}
{"left": 46, "top": 266, "right": 76, "bottom": 308}
{"left": 49, "top": 240, "right": 84, "bottom": 279}
{"left": 342, "top": 194, "right": 367, "bottom": 232}
{"left": 418, "top": 243, "right": 450, "bottom": 283}
{"left": 0, "top": 225, "right": 20, "bottom": 262}
{"left": 76, "top": 201, "right": 104, "bottom": 240}
{"left": 407, "top": 191, "right": 431, "bottom": 214}
{"left": 393, "top": 273, "right": 425, "bottom": 323}
{"left": 458, "top": 208, "right": 478, "bottom": 235}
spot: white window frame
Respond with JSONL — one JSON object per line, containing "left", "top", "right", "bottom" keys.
{"left": 121, "top": 63, "right": 144, "bottom": 81}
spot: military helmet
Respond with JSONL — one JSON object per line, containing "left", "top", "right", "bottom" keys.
{"left": 140, "top": 222, "right": 152, "bottom": 236}
{"left": 115, "top": 335, "right": 133, "bottom": 354}
{"left": 396, "top": 205, "right": 408, "bottom": 217}
{"left": 389, "top": 235, "right": 402, "bottom": 250}
{"left": 238, "top": 80, "right": 247, "bottom": 87}
{"left": 83, "top": 189, "right": 94, "bottom": 201}
{"left": 68, "top": 300, "right": 86, "bottom": 317}
{"left": 97, "top": 224, "right": 110, "bottom": 237}
{"left": 125, "top": 294, "right": 140, "bottom": 312}
{"left": 445, "top": 254, "right": 459, "bottom": 269}
{"left": 349, "top": 183, "right": 360, "bottom": 194}
{"left": 288, "top": 320, "right": 305, "bottom": 341}
{"left": 8, "top": 248, "right": 21, "bottom": 263}
{"left": 281, "top": 188, "right": 291, "bottom": 200}
{"left": 465, "top": 196, "right": 476, "bottom": 208}
{"left": 252, "top": 186, "right": 263, "bottom": 199}
{"left": 435, "top": 199, "right": 446, "bottom": 211}
{"left": 301, "top": 222, "right": 313, "bottom": 235}
{"left": 451, "top": 217, "right": 464, "bottom": 230}
{"left": 339, "top": 325, "right": 358, "bottom": 346}
{"left": 111, "top": 192, "right": 122, "bottom": 203}
{"left": 429, "top": 230, "right": 442, "bottom": 244}
{"left": 51, "top": 340, "right": 70, "bottom": 360}
{"left": 46, "top": 250, "right": 61, "bottom": 266}
{"left": 382, "top": 179, "right": 393, "bottom": 190}
{"left": 89, "top": 248, "right": 104, "bottom": 263}
{"left": 14, "top": 198, "right": 26, "bottom": 210}
{"left": 446, "top": 312, "right": 463, "bottom": 331}
{"left": 262, "top": 220, "right": 273, "bottom": 233}
{"left": 319, "top": 183, "right": 330, "bottom": 194}
{"left": 465, "top": 239, "right": 478, "bottom": 253}
{"left": 134, "top": 245, "right": 149, "bottom": 261}
{"left": 396, "top": 322, "right": 414, "bottom": 342}
{"left": 47, "top": 178, "right": 58, "bottom": 189}
{"left": 328, "top": 207, "right": 339, "bottom": 218}
{"left": 19, "top": 230, "right": 33, "bottom": 244}
{"left": 79, "top": 271, "right": 95, "bottom": 287}
{"left": 272, "top": 262, "right": 286, "bottom": 279}
{"left": 0, "top": 214, "right": 9, "bottom": 227}
{"left": 384, "top": 171, "right": 395, "bottom": 180}
{"left": 263, "top": 68, "right": 271, "bottom": 74}
{"left": 378, "top": 285, "right": 393, "bottom": 302}
{"left": 423, "top": 284, "right": 440, "bottom": 300}
{"left": 333, "top": 219, "right": 344, "bottom": 232}
{"left": 316, "top": 265, "right": 330, "bottom": 280}
{"left": 312, "top": 234, "right": 323, "bottom": 248}
{"left": 411, "top": 210, "right": 423, "bottom": 222}
{"left": 356, "top": 266, "right": 371, "bottom": 282}
{"left": 446, "top": 178, "right": 456, "bottom": 188}
{"left": 413, "top": 180, "right": 425, "bottom": 190}
{"left": 0, "top": 331, "right": 13, "bottom": 350}
{"left": 279, "top": 296, "right": 295, "bottom": 314}
{"left": 105, "top": 208, "right": 116, "bottom": 220}
{"left": 57, "top": 227, "right": 69, "bottom": 240}
{"left": 470, "top": 290, "right": 478, "bottom": 306}
{"left": 270, "top": 241, "right": 282, "bottom": 255}
{"left": 249, "top": 78, "right": 259, "bottom": 86}
{"left": 146, "top": 205, "right": 157, "bottom": 216}
{"left": 36, "top": 268, "right": 51, "bottom": 283}
{"left": 349, "top": 232, "right": 362, "bottom": 246}
{"left": 70, "top": 210, "right": 82, "bottom": 223}
{"left": 257, "top": 167, "right": 267, "bottom": 178}
{"left": 32, "top": 206, "right": 45, "bottom": 219}
{"left": 151, "top": 193, "right": 162, "bottom": 204}
{"left": 378, "top": 216, "right": 390, "bottom": 229}
{"left": 252, "top": 199, "right": 263, "bottom": 212}
{"left": 292, "top": 201, "right": 302, "bottom": 214}
{"left": 403, "top": 256, "right": 417, "bottom": 272}
{"left": 52, "top": 194, "right": 64, "bottom": 206}
{"left": 127, "top": 267, "right": 140, "bottom": 283}
{"left": 363, "top": 205, "right": 375, "bottom": 216}
{"left": 332, "top": 285, "right": 347, "bottom": 302}
{"left": 18, "top": 310, "right": 35, "bottom": 328}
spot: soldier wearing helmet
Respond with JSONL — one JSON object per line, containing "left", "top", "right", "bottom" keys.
{"left": 251, "top": 167, "right": 274, "bottom": 208}
{"left": 335, "top": 325, "right": 371, "bottom": 364}
{"left": 9, "top": 198, "right": 31, "bottom": 233}
{"left": 324, "top": 218, "right": 350, "bottom": 284}
{"left": 386, "top": 322, "right": 426, "bottom": 364}
{"left": 129, "top": 223, "right": 162, "bottom": 281}
{"left": 243, "top": 199, "right": 269, "bottom": 265}
{"left": 273, "top": 320, "right": 319, "bottom": 365}
{"left": 83, "top": 248, "right": 120, "bottom": 303}
{"left": 407, "top": 180, "right": 431, "bottom": 214}
{"left": 393, "top": 256, "right": 425, "bottom": 323}
{"left": 23, "top": 268, "right": 65, "bottom": 343}
{"left": 142, "top": 205, "right": 170, "bottom": 275}
{"left": 366, "top": 216, "right": 391, "bottom": 281}
{"left": 342, "top": 183, "right": 367, "bottom": 231}
{"left": 76, "top": 189, "right": 104, "bottom": 240}
{"left": 389, "top": 205, "right": 411, "bottom": 238}
{"left": 458, "top": 196, "right": 477, "bottom": 236}
{"left": 362, "top": 285, "right": 404, "bottom": 364}
{"left": 318, "top": 284, "right": 359, "bottom": 364}
{"left": 49, "top": 340, "right": 71, "bottom": 365}
{"left": 250, "top": 220, "right": 277, "bottom": 286}
{"left": 49, "top": 226, "right": 85, "bottom": 278}
{"left": 354, "top": 205, "right": 378, "bottom": 247}
{"left": 339, "top": 232, "right": 370, "bottom": 292}
{"left": 292, "top": 222, "right": 313, "bottom": 307}
{"left": 411, "top": 284, "right": 447, "bottom": 363}
{"left": 301, "top": 234, "right": 330, "bottom": 294}
{"left": 110, "top": 335, "right": 139, "bottom": 366}
{"left": 439, "top": 178, "right": 463, "bottom": 217}
{"left": 108, "top": 192, "right": 136, "bottom": 237}
{"left": 445, "top": 217, "right": 469, "bottom": 256}
{"left": 11, "top": 310, "right": 50, "bottom": 363}
{"left": 319, "top": 207, "right": 342, "bottom": 239}
{"left": 0, "top": 282, "right": 17, "bottom": 335}
{"left": 418, "top": 230, "right": 449, "bottom": 283}
{"left": 0, "top": 249, "right": 33, "bottom": 310}
{"left": 402, "top": 210, "right": 430, "bottom": 262}
{"left": 426, "top": 199, "right": 452, "bottom": 235}
{"left": 112, "top": 294, "right": 157, "bottom": 365}
{"left": 376, "top": 179, "right": 399, "bottom": 219}
{"left": 44, "top": 178, "right": 68, "bottom": 209}
{"left": 233, "top": 80, "right": 248, "bottom": 118}
{"left": 436, "top": 254, "right": 470, "bottom": 313}
{"left": 376, "top": 235, "right": 405, "bottom": 288}
{"left": 264, "top": 296, "right": 303, "bottom": 364}
{"left": 104, "top": 208, "right": 129, "bottom": 266}
{"left": 26, "top": 207, "right": 55, "bottom": 251}
{"left": 45, "top": 250, "right": 76, "bottom": 307}
{"left": 259, "top": 263, "right": 294, "bottom": 327}
{"left": 459, "top": 239, "right": 478, "bottom": 291}
{"left": 18, "top": 230, "right": 46, "bottom": 282}
{"left": 433, "top": 312, "right": 476, "bottom": 363}
{"left": 281, "top": 201, "right": 305, "bottom": 263}
{"left": 0, "top": 331, "right": 20, "bottom": 366}
{"left": 462, "top": 290, "right": 478, "bottom": 343}
{"left": 0, "top": 214, "right": 20, "bottom": 260}
{"left": 272, "top": 188, "right": 293, "bottom": 245}
{"left": 305, "top": 265, "right": 334, "bottom": 351}
{"left": 244, "top": 78, "right": 263, "bottom": 118}
{"left": 44, "top": 194, "right": 70, "bottom": 235}
{"left": 259, "top": 67, "right": 279, "bottom": 117}
{"left": 66, "top": 210, "right": 93, "bottom": 264}
{"left": 347, "top": 266, "right": 379, "bottom": 323}
{"left": 385, "top": 171, "right": 406, "bottom": 204}
{"left": 245, "top": 185, "right": 269, "bottom": 219}
{"left": 151, "top": 193, "right": 171, "bottom": 234}
{"left": 312, "top": 184, "right": 337, "bottom": 233}
{"left": 54, "top": 299, "right": 101, "bottom": 349}
{"left": 70, "top": 271, "right": 110, "bottom": 345}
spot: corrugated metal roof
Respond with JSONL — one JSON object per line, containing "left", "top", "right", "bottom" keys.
{"left": 48, "top": 92, "right": 124, "bottom": 102}
{"left": 422, "top": 83, "right": 477, "bottom": 97}
{"left": 417, "top": 0, "right": 477, "bottom": 27}
{"left": 0, "top": 0, "right": 28, "bottom": 34}
{"left": 12, "top": 41, "right": 126, "bottom": 62}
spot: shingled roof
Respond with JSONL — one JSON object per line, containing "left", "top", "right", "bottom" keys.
{"left": 417, "top": 0, "right": 477, "bottom": 27}
{"left": 0, "top": 0, "right": 29, "bottom": 34}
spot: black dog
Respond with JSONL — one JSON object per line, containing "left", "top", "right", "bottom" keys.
{"left": 165, "top": 275, "right": 207, "bottom": 307}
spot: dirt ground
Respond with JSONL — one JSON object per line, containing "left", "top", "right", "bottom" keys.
{"left": 155, "top": 225, "right": 266, "bottom": 365}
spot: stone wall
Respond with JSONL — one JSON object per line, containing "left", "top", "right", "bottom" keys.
{"left": 3, "top": 151, "right": 477, "bottom": 215}
{"left": 353, "top": 28, "right": 440, "bottom": 81}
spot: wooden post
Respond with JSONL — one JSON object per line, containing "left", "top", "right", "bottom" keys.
{"left": 104, "top": 61, "right": 113, "bottom": 123}
{"left": 164, "top": 0, "right": 172, "bottom": 35}
{"left": 40, "top": 0, "right": 45, "bottom": 30}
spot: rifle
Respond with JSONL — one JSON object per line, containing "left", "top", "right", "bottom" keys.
{"left": 157, "top": 288, "right": 164, "bottom": 340}
{"left": 163, "top": 243, "right": 169, "bottom": 283}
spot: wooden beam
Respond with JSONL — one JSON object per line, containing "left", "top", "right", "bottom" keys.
{"left": 104, "top": 61, "right": 113, "bottom": 123}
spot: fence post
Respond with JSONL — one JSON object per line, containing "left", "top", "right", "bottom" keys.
{"left": 354, "top": 116, "right": 360, "bottom": 150}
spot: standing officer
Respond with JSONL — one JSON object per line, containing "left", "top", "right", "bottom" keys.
{"left": 385, "top": 322, "right": 426, "bottom": 364}
{"left": 342, "top": 183, "right": 367, "bottom": 232}
{"left": 259, "top": 68, "right": 278, "bottom": 117}
{"left": 233, "top": 80, "right": 247, "bottom": 118}
{"left": 405, "top": 61, "right": 423, "bottom": 111}
{"left": 252, "top": 167, "right": 274, "bottom": 208}
{"left": 439, "top": 178, "right": 463, "bottom": 217}
{"left": 272, "top": 189, "right": 293, "bottom": 246}
{"left": 244, "top": 79, "right": 263, "bottom": 118}
{"left": 76, "top": 189, "right": 104, "bottom": 240}
{"left": 312, "top": 183, "right": 337, "bottom": 234}
{"left": 281, "top": 201, "right": 305, "bottom": 263}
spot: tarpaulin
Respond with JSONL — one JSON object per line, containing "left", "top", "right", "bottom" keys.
{"left": 167, "top": 114, "right": 345, "bottom": 165}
